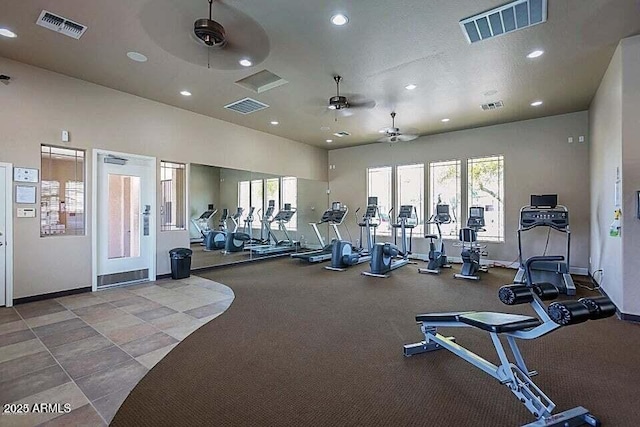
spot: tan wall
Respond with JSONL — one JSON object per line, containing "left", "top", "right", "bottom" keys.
{"left": 328, "top": 112, "right": 590, "bottom": 271}
{"left": 0, "top": 57, "right": 327, "bottom": 299}
{"left": 620, "top": 36, "right": 640, "bottom": 315}
{"left": 589, "top": 44, "right": 623, "bottom": 309}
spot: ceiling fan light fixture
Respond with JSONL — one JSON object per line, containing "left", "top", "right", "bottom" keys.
{"left": 239, "top": 58, "right": 253, "bottom": 67}
{"left": 180, "top": 90, "right": 192, "bottom": 96}
{"left": 331, "top": 14, "right": 349, "bottom": 26}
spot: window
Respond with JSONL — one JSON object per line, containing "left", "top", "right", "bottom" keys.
{"left": 251, "top": 180, "right": 264, "bottom": 224}
{"left": 429, "top": 160, "right": 461, "bottom": 238}
{"left": 367, "top": 166, "right": 393, "bottom": 234}
{"left": 281, "top": 177, "right": 297, "bottom": 230}
{"left": 396, "top": 164, "right": 424, "bottom": 235}
{"left": 41, "top": 145, "right": 85, "bottom": 236}
{"left": 468, "top": 155, "right": 504, "bottom": 241}
{"left": 265, "top": 178, "right": 280, "bottom": 218}
{"left": 238, "top": 181, "right": 250, "bottom": 222}
{"left": 160, "top": 161, "right": 186, "bottom": 231}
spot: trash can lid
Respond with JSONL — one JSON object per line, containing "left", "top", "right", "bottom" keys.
{"left": 169, "top": 248, "right": 193, "bottom": 258}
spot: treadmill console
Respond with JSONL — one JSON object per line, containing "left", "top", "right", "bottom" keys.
{"left": 520, "top": 208, "right": 568, "bottom": 230}
{"left": 435, "top": 204, "right": 451, "bottom": 223}
{"left": 467, "top": 206, "right": 485, "bottom": 229}
{"left": 398, "top": 205, "right": 414, "bottom": 218}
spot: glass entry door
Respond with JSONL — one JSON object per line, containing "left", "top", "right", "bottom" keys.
{"left": 96, "top": 153, "right": 155, "bottom": 288}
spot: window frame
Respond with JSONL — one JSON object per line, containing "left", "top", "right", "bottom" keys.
{"left": 428, "top": 159, "right": 462, "bottom": 240}
{"left": 366, "top": 166, "right": 393, "bottom": 235}
{"left": 40, "top": 144, "right": 86, "bottom": 237}
{"left": 396, "top": 163, "right": 425, "bottom": 235}
{"left": 160, "top": 161, "right": 187, "bottom": 232}
{"left": 467, "top": 155, "right": 505, "bottom": 242}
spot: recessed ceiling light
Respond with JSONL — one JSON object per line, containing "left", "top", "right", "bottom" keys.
{"left": 126, "top": 51, "right": 148, "bottom": 62}
{"left": 180, "top": 90, "right": 192, "bottom": 96}
{"left": 326, "top": 139, "right": 333, "bottom": 143}
{"left": 405, "top": 84, "right": 417, "bottom": 91}
{"left": 320, "top": 126, "right": 331, "bottom": 131}
{"left": 239, "top": 59, "right": 252, "bottom": 67}
{"left": 527, "top": 50, "right": 544, "bottom": 59}
{"left": 441, "top": 118, "right": 450, "bottom": 122}
{"left": 331, "top": 14, "right": 349, "bottom": 26}
{"left": 0, "top": 28, "right": 17, "bottom": 38}
{"left": 270, "top": 121, "right": 279, "bottom": 125}
{"left": 531, "top": 101, "right": 543, "bottom": 106}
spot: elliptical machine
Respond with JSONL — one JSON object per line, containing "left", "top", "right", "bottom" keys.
{"left": 223, "top": 208, "right": 251, "bottom": 254}
{"left": 326, "top": 197, "right": 379, "bottom": 271}
{"left": 190, "top": 204, "right": 217, "bottom": 244}
{"left": 418, "top": 203, "right": 452, "bottom": 275}
{"left": 454, "top": 206, "right": 488, "bottom": 280}
{"left": 204, "top": 208, "right": 229, "bottom": 250}
{"left": 362, "top": 205, "right": 415, "bottom": 278}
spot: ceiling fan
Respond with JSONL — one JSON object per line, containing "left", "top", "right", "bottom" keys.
{"left": 378, "top": 112, "right": 419, "bottom": 143}
{"left": 139, "top": 0, "right": 270, "bottom": 71}
{"left": 323, "top": 76, "right": 376, "bottom": 120}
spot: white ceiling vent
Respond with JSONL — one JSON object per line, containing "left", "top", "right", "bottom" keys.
{"left": 333, "top": 131, "right": 351, "bottom": 138}
{"left": 460, "top": 0, "right": 547, "bottom": 44}
{"left": 36, "top": 10, "right": 88, "bottom": 40}
{"left": 224, "top": 98, "right": 269, "bottom": 115}
{"left": 236, "top": 70, "right": 289, "bottom": 94}
{"left": 481, "top": 101, "right": 504, "bottom": 111}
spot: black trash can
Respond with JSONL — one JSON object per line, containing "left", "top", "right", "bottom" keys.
{"left": 169, "top": 248, "right": 193, "bottom": 280}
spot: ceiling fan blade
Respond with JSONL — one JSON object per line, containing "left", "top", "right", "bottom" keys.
{"left": 377, "top": 133, "right": 419, "bottom": 143}
{"left": 139, "top": 0, "right": 270, "bottom": 70}
{"left": 349, "top": 99, "right": 376, "bottom": 109}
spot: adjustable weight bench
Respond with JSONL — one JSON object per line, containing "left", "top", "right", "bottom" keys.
{"left": 404, "top": 256, "right": 616, "bottom": 427}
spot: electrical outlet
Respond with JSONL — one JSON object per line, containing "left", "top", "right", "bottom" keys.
{"left": 568, "top": 137, "right": 574, "bottom": 143}
{"left": 578, "top": 136, "right": 585, "bottom": 143}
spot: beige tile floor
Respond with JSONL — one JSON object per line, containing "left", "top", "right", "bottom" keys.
{"left": 0, "top": 275, "right": 234, "bottom": 426}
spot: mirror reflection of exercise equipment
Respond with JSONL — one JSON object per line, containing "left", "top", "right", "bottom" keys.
{"left": 419, "top": 203, "right": 452, "bottom": 275}
{"left": 191, "top": 204, "right": 218, "bottom": 244}
{"left": 453, "top": 206, "right": 488, "bottom": 281}
{"left": 251, "top": 203, "right": 298, "bottom": 256}
{"left": 326, "top": 197, "right": 379, "bottom": 271}
{"left": 291, "top": 201, "right": 348, "bottom": 263}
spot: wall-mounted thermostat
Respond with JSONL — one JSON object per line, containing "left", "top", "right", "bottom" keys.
{"left": 17, "top": 207, "right": 36, "bottom": 218}
{"left": 14, "top": 167, "right": 39, "bottom": 183}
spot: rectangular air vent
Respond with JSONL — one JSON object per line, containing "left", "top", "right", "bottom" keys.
{"left": 333, "top": 131, "right": 351, "bottom": 138}
{"left": 460, "top": 0, "right": 547, "bottom": 44}
{"left": 36, "top": 10, "right": 88, "bottom": 39}
{"left": 236, "top": 70, "right": 288, "bottom": 93}
{"left": 481, "top": 101, "right": 504, "bottom": 111}
{"left": 224, "top": 98, "right": 269, "bottom": 115}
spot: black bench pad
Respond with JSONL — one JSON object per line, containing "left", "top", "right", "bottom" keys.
{"left": 459, "top": 312, "right": 541, "bottom": 333}
{"left": 415, "top": 311, "right": 475, "bottom": 322}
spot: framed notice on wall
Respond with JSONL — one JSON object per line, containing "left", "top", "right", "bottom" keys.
{"left": 16, "top": 185, "right": 37, "bottom": 204}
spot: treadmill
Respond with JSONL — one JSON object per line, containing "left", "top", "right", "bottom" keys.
{"left": 291, "top": 201, "right": 348, "bottom": 263}
{"left": 190, "top": 204, "right": 217, "bottom": 243}
{"left": 251, "top": 203, "right": 299, "bottom": 256}
{"left": 514, "top": 194, "right": 576, "bottom": 295}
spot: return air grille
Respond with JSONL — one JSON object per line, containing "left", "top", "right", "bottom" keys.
{"left": 224, "top": 98, "right": 269, "bottom": 115}
{"left": 36, "top": 10, "right": 88, "bottom": 39}
{"left": 481, "top": 101, "right": 504, "bottom": 111}
{"left": 460, "top": 0, "right": 547, "bottom": 44}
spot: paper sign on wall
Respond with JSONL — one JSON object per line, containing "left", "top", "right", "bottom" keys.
{"left": 16, "top": 185, "right": 36, "bottom": 204}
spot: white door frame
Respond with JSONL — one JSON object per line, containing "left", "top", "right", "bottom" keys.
{"left": 0, "top": 162, "right": 14, "bottom": 307}
{"left": 92, "top": 150, "right": 156, "bottom": 291}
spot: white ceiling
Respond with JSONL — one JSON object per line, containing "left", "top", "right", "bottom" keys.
{"left": 1, "top": 0, "right": 639, "bottom": 148}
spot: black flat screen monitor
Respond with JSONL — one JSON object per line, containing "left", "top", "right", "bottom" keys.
{"left": 531, "top": 194, "right": 557, "bottom": 208}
